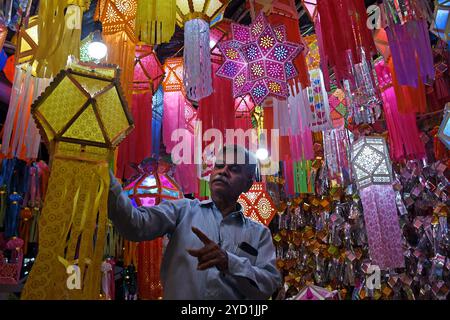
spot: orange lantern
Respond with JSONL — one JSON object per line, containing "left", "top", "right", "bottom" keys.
{"left": 238, "top": 182, "right": 276, "bottom": 226}
{"left": 162, "top": 57, "right": 184, "bottom": 92}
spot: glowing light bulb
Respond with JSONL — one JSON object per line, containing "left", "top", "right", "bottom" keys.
{"left": 256, "top": 148, "right": 269, "bottom": 161}
{"left": 87, "top": 41, "right": 107, "bottom": 60}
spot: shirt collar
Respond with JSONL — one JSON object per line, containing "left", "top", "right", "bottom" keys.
{"left": 200, "top": 198, "right": 245, "bottom": 223}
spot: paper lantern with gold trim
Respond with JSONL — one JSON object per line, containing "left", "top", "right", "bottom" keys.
{"left": 238, "top": 182, "right": 276, "bottom": 226}
{"left": 21, "top": 62, "right": 134, "bottom": 300}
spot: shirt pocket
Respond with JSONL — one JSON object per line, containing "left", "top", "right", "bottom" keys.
{"left": 234, "top": 242, "right": 258, "bottom": 266}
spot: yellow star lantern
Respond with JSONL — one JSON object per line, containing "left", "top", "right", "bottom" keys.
{"left": 21, "top": 61, "right": 134, "bottom": 300}
{"left": 238, "top": 182, "right": 276, "bottom": 226}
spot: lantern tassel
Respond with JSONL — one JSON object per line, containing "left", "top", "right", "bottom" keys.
{"left": 183, "top": 19, "right": 213, "bottom": 102}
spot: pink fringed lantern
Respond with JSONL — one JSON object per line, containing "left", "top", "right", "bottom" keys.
{"left": 116, "top": 45, "right": 164, "bottom": 180}
{"left": 162, "top": 57, "right": 198, "bottom": 194}
{"left": 351, "top": 136, "right": 405, "bottom": 270}
{"left": 374, "top": 59, "right": 426, "bottom": 161}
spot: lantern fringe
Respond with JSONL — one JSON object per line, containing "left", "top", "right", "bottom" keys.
{"left": 21, "top": 159, "right": 110, "bottom": 300}
{"left": 1, "top": 64, "right": 51, "bottom": 160}
{"left": 359, "top": 185, "right": 405, "bottom": 270}
{"left": 33, "top": 0, "right": 88, "bottom": 78}
{"left": 183, "top": 19, "right": 213, "bottom": 102}
{"left": 135, "top": 0, "right": 176, "bottom": 45}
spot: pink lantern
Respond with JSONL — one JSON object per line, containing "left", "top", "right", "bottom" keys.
{"left": 291, "top": 285, "right": 337, "bottom": 300}
{"left": 328, "top": 88, "right": 348, "bottom": 129}
{"left": 216, "top": 12, "right": 303, "bottom": 105}
{"left": 0, "top": 236, "right": 24, "bottom": 285}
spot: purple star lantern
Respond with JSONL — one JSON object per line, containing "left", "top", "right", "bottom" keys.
{"left": 216, "top": 13, "right": 303, "bottom": 105}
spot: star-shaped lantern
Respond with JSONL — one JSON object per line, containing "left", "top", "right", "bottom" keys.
{"left": 238, "top": 182, "right": 276, "bottom": 226}
{"left": 216, "top": 13, "right": 303, "bottom": 105}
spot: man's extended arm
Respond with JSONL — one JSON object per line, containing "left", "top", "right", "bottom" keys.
{"left": 108, "top": 172, "right": 185, "bottom": 242}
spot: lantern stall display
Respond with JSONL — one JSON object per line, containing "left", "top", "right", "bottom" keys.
{"left": 95, "top": 0, "right": 138, "bottom": 103}
{"left": 431, "top": 0, "right": 450, "bottom": 46}
{"left": 238, "top": 182, "right": 276, "bottom": 226}
{"left": 123, "top": 158, "right": 183, "bottom": 300}
{"left": 350, "top": 136, "right": 404, "bottom": 270}
{"left": 21, "top": 62, "right": 134, "bottom": 300}
{"left": 438, "top": 103, "right": 450, "bottom": 149}
{"left": 116, "top": 44, "right": 164, "bottom": 180}
{"left": 135, "top": 0, "right": 176, "bottom": 45}
{"left": 216, "top": 12, "right": 303, "bottom": 105}
{"left": 176, "top": 0, "right": 229, "bottom": 102}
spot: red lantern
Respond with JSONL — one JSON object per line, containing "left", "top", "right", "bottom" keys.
{"left": 238, "top": 182, "right": 276, "bottom": 226}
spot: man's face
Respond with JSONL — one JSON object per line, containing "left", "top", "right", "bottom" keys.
{"left": 209, "top": 151, "right": 253, "bottom": 200}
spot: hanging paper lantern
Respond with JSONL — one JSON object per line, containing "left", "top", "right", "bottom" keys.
{"left": 238, "top": 182, "right": 276, "bottom": 226}
{"left": 350, "top": 136, "right": 393, "bottom": 190}
{"left": 1, "top": 64, "right": 52, "bottom": 161}
{"left": 162, "top": 57, "right": 184, "bottom": 92}
{"left": 0, "top": 237, "right": 24, "bottom": 285}
{"left": 304, "top": 34, "right": 320, "bottom": 70}
{"left": 350, "top": 136, "right": 404, "bottom": 270}
{"left": 14, "top": 15, "right": 38, "bottom": 66}
{"left": 176, "top": 0, "right": 228, "bottom": 101}
{"left": 431, "top": 0, "right": 450, "bottom": 45}
{"left": 235, "top": 95, "right": 256, "bottom": 118}
{"left": 303, "top": 68, "right": 332, "bottom": 131}
{"left": 328, "top": 88, "right": 348, "bottom": 129}
{"left": 135, "top": 0, "right": 176, "bottom": 45}
{"left": 124, "top": 158, "right": 182, "bottom": 300}
{"left": 132, "top": 44, "right": 164, "bottom": 95}
{"left": 301, "top": 0, "right": 318, "bottom": 21}
{"left": 80, "top": 32, "right": 96, "bottom": 62}
{"left": 217, "top": 12, "right": 303, "bottom": 105}
{"left": 21, "top": 62, "right": 134, "bottom": 300}
{"left": 438, "top": 103, "right": 450, "bottom": 149}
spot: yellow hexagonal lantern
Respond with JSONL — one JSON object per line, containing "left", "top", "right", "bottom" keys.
{"left": 21, "top": 61, "right": 134, "bottom": 300}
